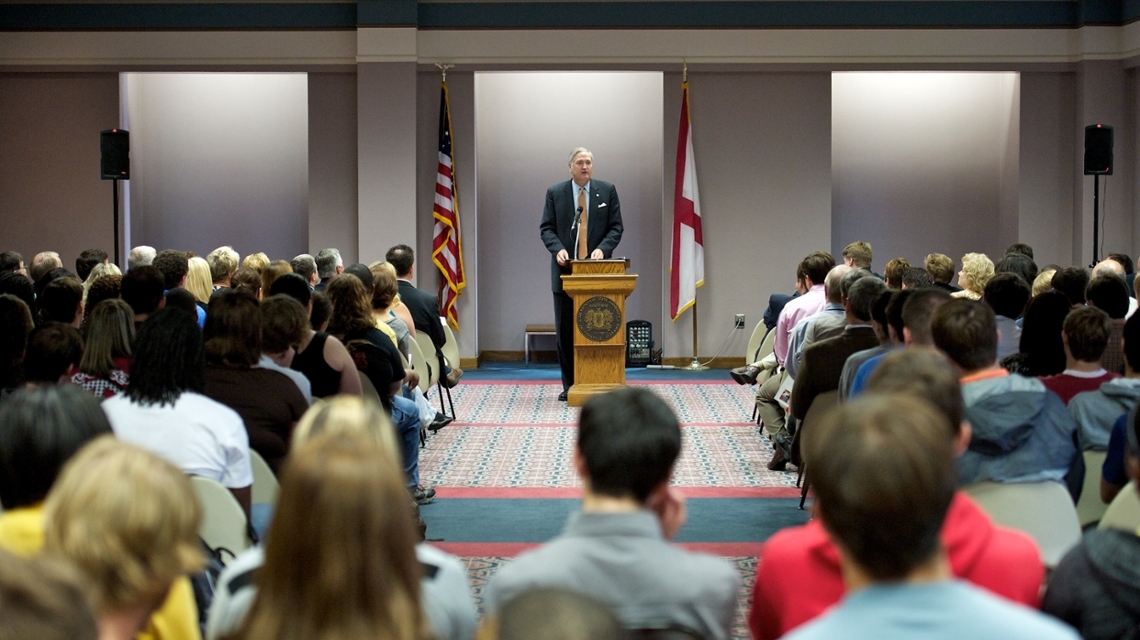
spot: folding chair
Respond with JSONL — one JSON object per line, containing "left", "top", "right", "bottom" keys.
{"left": 963, "top": 480, "right": 1082, "bottom": 567}
{"left": 191, "top": 476, "right": 253, "bottom": 554}
{"left": 1099, "top": 481, "right": 1140, "bottom": 531}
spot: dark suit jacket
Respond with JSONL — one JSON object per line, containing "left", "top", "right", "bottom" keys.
{"left": 540, "top": 179, "right": 623, "bottom": 293}
{"left": 398, "top": 280, "right": 445, "bottom": 357}
{"left": 790, "top": 325, "right": 878, "bottom": 420}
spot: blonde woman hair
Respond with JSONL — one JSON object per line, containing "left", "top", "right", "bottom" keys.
{"left": 185, "top": 256, "right": 213, "bottom": 304}
{"left": 293, "top": 395, "right": 396, "bottom": 454}
{"left": 81, "top": 262, "right": 122, "bottom": 306}
{"left": 369, "top": 261, "right": 402, "bottom": 307}
{"left": 44, "top": 436, "right": 202, "bottom": 614}
{"left": 242, "top": 252, "right": 269, "bottom": 273}
{"left": 232, "top": 428, "right": 428, "bottom": 640}
{"left": 1033, "top": 268, "right": 1057, "bottom": 297}
{"left": 79, "top": 299, "right": 134, "bottom": 378}
{"left": 959, "top": 252, "right": 995, "bottom": 294}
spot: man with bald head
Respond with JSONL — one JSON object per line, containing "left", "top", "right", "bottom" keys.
{"left": 784, "top": 264, "right": 853, "bottom": 379}
{"left": 540, "top": 147, "right": 624, "bottom": 402}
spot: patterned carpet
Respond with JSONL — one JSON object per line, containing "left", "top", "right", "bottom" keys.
{"left": 418, "top": 378, "right": 808, "bottom": 640}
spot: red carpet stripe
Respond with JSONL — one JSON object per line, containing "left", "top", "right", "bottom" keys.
{"left": 432, "top": 541, "right": 766, "bottom": 557}
{"left": 434, "top": 486, "right": 802, "bottom": 499}
{"left": 449, "top": 422, "right": 760, "bottom": 428}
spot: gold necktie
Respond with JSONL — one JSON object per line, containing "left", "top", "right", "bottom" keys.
{"left": 577, "top": 186, "right": 588, "bottom": 260}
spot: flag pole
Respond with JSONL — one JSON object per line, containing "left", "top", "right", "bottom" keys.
{"left": 680, "top": 61, "right": 708, "bottom": 371}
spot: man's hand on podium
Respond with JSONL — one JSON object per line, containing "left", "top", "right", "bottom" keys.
{"left": 590, "top": 248, "right": 604, "bottom": 260}
{"left": 556, "top": 249, "right": 569, "bottom": 266}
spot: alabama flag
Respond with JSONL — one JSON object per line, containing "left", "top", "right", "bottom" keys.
{"left": 670, "top": 80, "right": 704, "bottom": 320}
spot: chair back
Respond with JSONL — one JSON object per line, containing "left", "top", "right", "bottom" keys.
{"left": 755, "top": 325, "right": 776, "bottom": 362}
{"left": 962, "top": 480, "right": 1082, "bottom": 567}
{"left": 745, "top": 321, "right": 767, "bottom": 363}
{"left": 442, "top": 323, "right": 461, "bottom": 370}
{"left": 190, "top": 476, "right": 252, "bottom": 554}
{"left": 1099, "top": 481, "right": 1140, "bottom": 531}
{"left": 358, "top": 370, "right": 385, "bottom": 407}
{"left": 792, "top": 390, "right": 839, "bottom": 467}
{"left": 410, "top": 333, "right": 438, "bottom": 391}
{"left": 1076, "top": 450, "right": 1109, "bottom": 526}
{"left": 249, "top": 449, "right": 278, "bottom": 506}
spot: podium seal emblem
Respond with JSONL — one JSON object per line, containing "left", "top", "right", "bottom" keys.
{"left": 576, "top": 296, "right": 621, "bottom": 342}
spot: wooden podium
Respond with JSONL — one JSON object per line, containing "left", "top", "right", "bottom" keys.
{"left": 562, "top": 259, "right": 638, "bottom": 407}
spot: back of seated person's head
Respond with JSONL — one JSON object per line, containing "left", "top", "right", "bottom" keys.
{"left": 1018, "top": 291, "right": 1072, "bottom": 375}
{"left": 842, "top": 241, "right": 873, "bottom": 269}
{"left": 242, "top": 252, "right": 269, "bottom": 273}
{"left": 38, "top": 277, "right": 82, "bottom": 325}
{"left": 74, "top": 249, "right": 108, "bottom": 282}
{"left": 1052, "top": 266, "right": 1090, "bottom": 307}
{"left": 24, "top": 323, "right": 83, "bottom": 384}
{"left": 846, "top": 277, "right": 888, "bottom": 321}
{"left": 1124, "top": 312, "right": 1140, "bottom": 373}
{"left": 1108, "top": 252, "right": 1134, "bottom": 275}
{"left": 163, "top": 287, "right": 198, "bottom": 315}
{"left": 310, "top": 292, "right": 332, "bottom": 332}
{"left": 268, "top": 273, "right": 312, "bottom": 308}
{"left": 1086, "top": 274, "right": 1129, "bottom": 320}
{"left": 44, "top": 437, "right": 202, "bottom": 619}
{"left": 83, "top": 274, "right": 122, "bottom": 323}
{"left": 152, "top": 249, "right": 189, "bottom": 290}
{"left": 204, "top": 289, "right": 261, "bottom": 369}
{"left": 261, "top": 295, "right": 310, "bottom": 357}
{"left": 28, "top": 253, "right": 62, "bottom": 286}
{"left": 385, "top": 244, "right": 415, "bottom": 277}
{"left": 230, "top": 266, "right": 263, "bottom": 300}
{"left": 80, "top": 299, "right": 134, "bottom": 378}
{"left": 836, "top": 265, "right": 866, "bottom": 300}
{"left": 371, "top": 264, "right": 399, "bottom": 310}
{"left": 931, "top": 299, "right": 998, "bottom": 373}
{"left": 823, "top": 265, "right": 852, "bottom": 303}
{"left": 1006, "top": 242, "right": 1034, "bottom": 260}
{"left": 0, "top": 251, "right": 23, "bottom": 274}
{"left": 315, "top": 248, "right": 342, "bottom": 279}
{"left": 120, "top": 266, "right": 166, "bottom": 317}
{"left": 902, "top": 267, "right": 932, "bottom": 289}
{"left": 900, "top": 288, "right": 951, "bottom": 346}
{"left": 0, "top": 550, "right": 97, "bottom": 640}
{"left": 884, "top": 257, "right": 911, "bottom": 289}
{"left": 798, "top": 251, "right": 835, "bottom": 288}
{"left": 878, "top": 289, "right": 906, "bottom": 343}
{"left": 206, "top": 246, "right": 239, "bottom": 284}
{"left": 866, "top": 348, "right": 964, "bottom": 433}
{"left": 290, "top": 254, "right": 317, "bottom": 284}
{"left": 127, "top": 246, "right": 156, "bottom": 273}
{"left": 0, "top": 384, "right": 111, "bottom": 509}
{"left": 1033, "top": 268, "right": 1058, "bottom": 297}
{"left": 804, "top": 393, "right": 956, "bottom": 581}
{"left": 924, "top": 253, "right": 955, "bottom": 285}
{"left": 1064, "top": 307, "right": 1112, "bottom": 365}
{"left": 33, "top": 267, "right": 75, "bottom": 300}
{"left": 489, "top": 588, "right": 624, "bottom": 640}
{"left": 995, "top": 252, "right": 1038, "bottom": 287}
{"left": 260, "top": 260, "right": 293, "bottom": 294}
{"left": 293, "top": 395, "right": 395, "bottom": 450}
{"left": 127, "top": 307, "right": 205, "bottom": 406}
{"left": 1093, "top": 258, "right": 1126, "bottom": 280}
{"left": 0, "top": 295, "right": 34, "bottom": 386}
{"left": 342, "top": 263, "right": 375, "bottom": 292}
{"left": 0, "top": 270, "right": 36, "bottom": 315}
{"left": 235, "top": 429, "right": 422, "bottom": 640}
{"left": 982, "top": 272, "right": 1030, "bottom": 320}
{"left": 578, "top": 387, "right": 681, "bottom": 505}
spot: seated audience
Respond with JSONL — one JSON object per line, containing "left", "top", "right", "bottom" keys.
{"left": 219, "top": 429, "right": 436, "bottom": 640}
{"left": 258, "top": 294, "right": 313, "bottom": 404}
{"left": 995, "top": 252, "right": 1038, "bottom": 290}
{"left": 1034, "top": 267, "right": 1058, "bottom": 297}
{"left": 841, "top": 240, "right": 875, "bottom": 275}
{"left": 82, "top": 273, "right": 122, "bottom": 325}
{"left": 385, "top": 245, "right": 462, "bottom": 388}
{"left": 901, "top": 266, "right": 931, "bottom": 289}
{"left": 120, "top": 265, "right": 167, "bottom": 328}
{"left": 44, "top": 437, "right": 203, "bottom": 640}
{"left": 101, "top": 307, "right": 253, "bottom": 517}
{"left": 1107, "top": 251, "right": 1136, "bottom": 296}
{"left": 23, "top": 323, "right": 83, "bottom": 386}
{"left": 0, "top": 251, "right": 25, "bottom": 276}
{"left": 785, "top": 265, "right": 854, "bottom": 379}
{"left": 314, "top": 247, "right": 343, "bottom": 292}
{"left": 1043, "top": 409, "right": 1140, "bottom": 639}
{"left": 290, "top": 253, "right": 318, "bottom": 288}
{"left": 327, "top": 275, "right": 427, "bottom": 503}
{"left": 241, "top": 252, "right": 269, "bottom": 273}
{"left": 1001, "top": 290, "right": 1071, "bottom": 376}
{"left": 838, "top": 289, "right": 900, "bottom": 400}
{"left": 260, "top": 259, "right": 292, "bottom": 295}
{"left": 1040, "top": 306, "right": 1118, "bottom": 404}
{"left": 230, "top": 266, "right": 262, "bottom": 300}
{"left": 1069, "top": 312, "right": 1140, "bottom": 451}
{"left": 1100, "top": 408, "right": 1135, "bottom": 503}
{"left": 80, "top": 261, "right": 120, "bottom": 306}
{"left": 29, "top": 251, "right": 62, "bottom": 287}
{"left": 0, "top": 269, "right": 36, "bottom": 314}
{"left": 1093, "top": 258, "right": 1137, "bottom": 317}
{"left": 206, "top": 245, "right": 239, "bottom": 293}
{"left": 848, "top": 287, "right": 951, "bottom": 398}
{"left": 152, "top": 249, "right": 189, "bottom": 290}
{"left": 0, "top": 549, "right": 98, "bottom": 640}
{"left": 484, "top": 387, "right": 740, "bottom": 639}
{"left": 1086, "top": 274, "right": 1129, "bottom": 373}
{"left": 932, "top": 299, "right": 1080, "bottom": 495}
{"left": 750, "top": 349, "right": 1044, "bottom": 640}
{"left": 1006, "top": 242, "right": 1034, "bottom": 260}
{"left": 127, "top": 245, "right": 156, "bottom": 272}
{"left": 479, "top": 588, "right": 624, "bottom": 640}
{"left": 0, "top": 294, "right": 34, "bottom": 394}
{"left": 72, "top": 299, "right": 134, "bottom": 398}
{"left": 269, "top": 276, "right": 362, "bottom": 398}
{"left": 778, "top": 393, "right": 1075, "bottom": 640}
{"left": 202, "top": 290, "right": 307, "bottom": 473}
{"left": 982, "top": 272, "right": 1030, "bottom": 360}
{"left": 206, "top": 396, "right": 477, "bottom": 640}
{"left": 1053, "top": 266, "right": 1090, "bottom": 308}
{"left": 952, "top": 252, "right": 994, "bottom": 300}
{"left": 925, "top": 252, "right": 961, "bottom": 293}
{"left": 311, "top": 291, "right": 332, "bottom": 331}
{"left": 185, "top": 256, "right": 213, "bottom": 309}
{"left": 37, "top": 276, "right": 83, "bottom": 327}
{"left": 883, "top": 257, "right": 910, "bottom": 289}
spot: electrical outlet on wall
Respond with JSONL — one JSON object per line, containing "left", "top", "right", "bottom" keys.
{"left": 734, "top": 314, "right": 745, "bottom": 329}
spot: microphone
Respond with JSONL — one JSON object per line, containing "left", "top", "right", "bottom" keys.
{"left": 573, "top": 206, "right": 583, "bottom": 229}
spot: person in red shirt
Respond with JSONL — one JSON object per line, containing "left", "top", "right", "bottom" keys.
{"left": 749, "top": 348, "right": 1044, "bottom": 640}
{"left": 1040, "top": 306, "right": 1121, "bottom": 404}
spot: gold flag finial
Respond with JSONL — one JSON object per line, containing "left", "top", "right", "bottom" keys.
{"left": 682, "top": 60, "right": 688, "bottom": 83}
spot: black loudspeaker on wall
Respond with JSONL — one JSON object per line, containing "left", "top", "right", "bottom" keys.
{"left": 100, "top": 129, "right": 130, "bottom": 180}
{"left": 1084, "top": 124, "right": 1113, "bottom": 176}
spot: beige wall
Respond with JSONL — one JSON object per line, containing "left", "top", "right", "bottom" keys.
{"left": 309, "top": 72, "right": 359, "bottom": 264}
{"left": 0, "top": 73, "right": 119, "bottom": 269}
{"left": 1020, "top": 72, "right": 1077, "bottom": 268}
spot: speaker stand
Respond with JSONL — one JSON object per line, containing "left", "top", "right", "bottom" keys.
{"left": 1090, "top": 174, "right": 1101, "bottom": 268}
{"left": 111, "top": 179, "right": 120, "bottom": 266}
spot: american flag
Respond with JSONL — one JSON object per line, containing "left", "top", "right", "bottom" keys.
{"left": 431, "top": 81, "right": 466, "bottom": 330}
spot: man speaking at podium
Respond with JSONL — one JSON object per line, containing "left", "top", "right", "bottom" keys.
{"left": 541, "top": 147, "right": 624, "bottom": 402}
